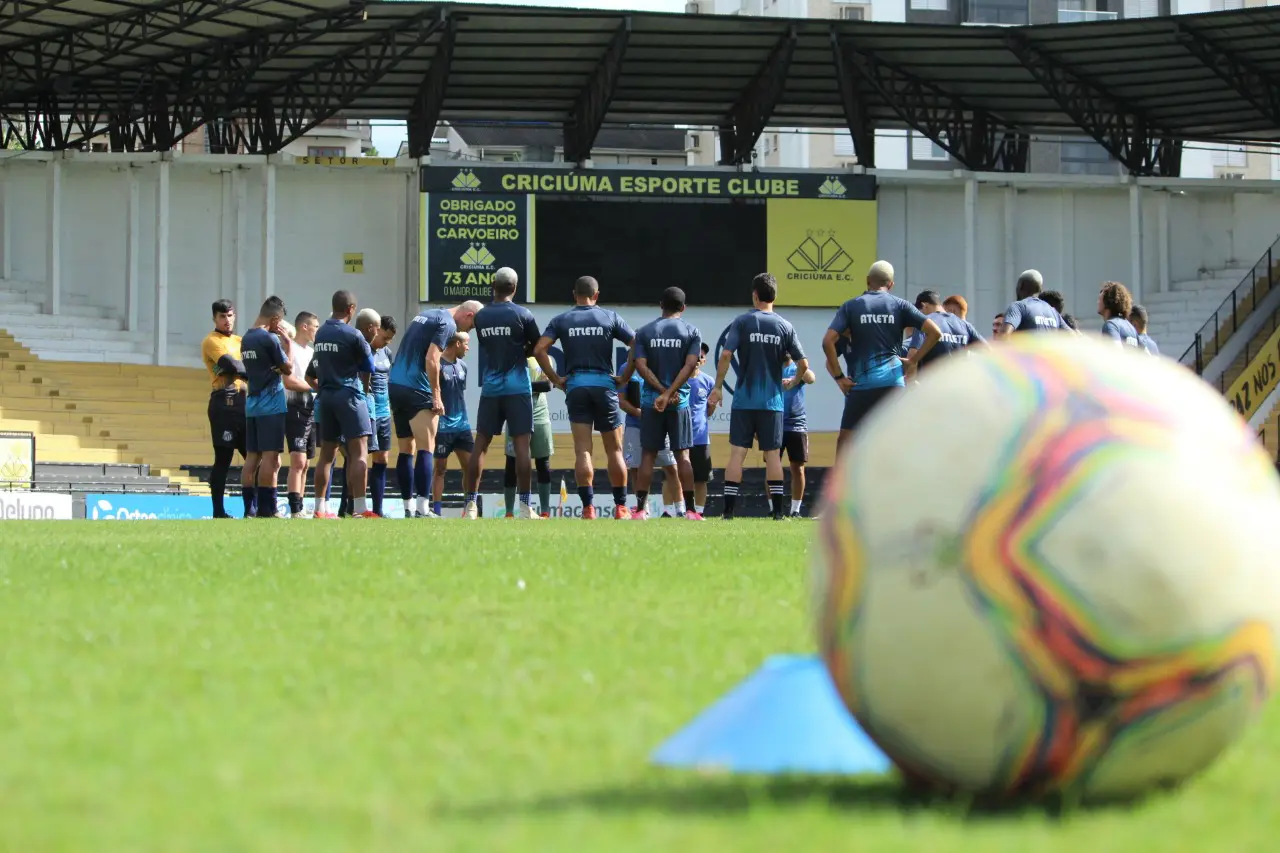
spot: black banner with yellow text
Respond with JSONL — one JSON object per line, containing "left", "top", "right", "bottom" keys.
{"left": 420, "top": 193, "right": 533, "bottom": 302}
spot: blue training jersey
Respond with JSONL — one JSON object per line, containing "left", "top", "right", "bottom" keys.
{"left": 782, "top": 362, "right": 808, "bottom": 433}
{"left": 543, "top": 305, "right": 634, "bottom": 390}
{"left": 1138, "top": 333, "right": 1160, "bottom": 356}
{"left": 1003, "top": 296, "right": 1066, "bottom": 332}
{"left": 724, "top": 309, "right": 804, "bottom": 412}
{"left": 687, "top": 371, "right": 713, "bottom": 446}
{"left": 439, "top": 358, "right": 470, "bottom": 434}
{"left": 908, "top": 312, "right": 983, "bottom": 368}
{"left": 313, "top": 317, "right": 375, "bottom": 396}
{"left": 827, "top": 291, "right": 928, "bottom": 390}
{"left": 367, "top": 347, "right": 392, "bottom": 419}
{"left": 634, "top": 316, "right": 702, "bottom": 409}
{"left": 474, "top": 301, "right": 540, "bottom": 397}
{"left": 389, "top": 308, "right": 456, "bottom": 394}
{"left": 624, "top": 375, "right": 642, "bottom": 429}
{"left": 1102, "top": 317, "right": 1141, "bottom": 347}
{"left": 241, "top": 326, "right": 289, "bottom": 417}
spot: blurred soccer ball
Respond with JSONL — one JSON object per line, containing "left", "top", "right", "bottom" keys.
{"left": 813, "top": 332, "right": 1280, "bottom": 801}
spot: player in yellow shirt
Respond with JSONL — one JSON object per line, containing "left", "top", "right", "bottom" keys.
{"left": 201, "top": 299, "right": 254, "bottom": 518}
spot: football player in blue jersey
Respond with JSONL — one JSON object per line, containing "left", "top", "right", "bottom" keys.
{"left": 822, "top": 260, "right": 942, "bottom": 459}
{"left": 709, "top": 273, "right": 808, "bottom": 520}
{"left": 1098, "top": 281, "right": 1140, "bottom": 347}
{"left": 463, "top": 267, "right": 543, "bottom": 520}
{"left": 998, "top": 270, "right": 1068, "bottom": 335}
{"left": 311, "top": 290, "right": 376, "bottom": 519}
{"left": 1129, "top": 305, "right": 1160, "bottom": 355}
{"left": 432, "top": 331, "right": 474, "bottom": 517}
{"left": 904, "top": 290, "right": 986, "bottom": 378}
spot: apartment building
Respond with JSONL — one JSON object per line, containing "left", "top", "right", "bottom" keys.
{"left": 439, "top": 124, "right": 687, "bottom": 166}
{"left": 684, "top": 0, "right": 1264, "bottom": 179}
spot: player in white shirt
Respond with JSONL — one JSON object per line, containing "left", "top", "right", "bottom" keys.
{"left": 283, "top": 311, "right": 319, "bottom": 517}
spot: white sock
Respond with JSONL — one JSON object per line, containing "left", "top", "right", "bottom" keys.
{"left": 695, "top": 504, "right": 705, "bottom": 514}
{"left": 791, "top": 499, "right": 803, "bottom": 514}
{"left": 675, "top": 501, "right": 686, "bottom": 515}
{"left": 664, "top": 504, "right": 675, "bottom": 516}
{"left": 416, "top": 496, "right": 429, "bottom": 515}
{"left": 354, "top": 497, "right": 369, "bottom": 514}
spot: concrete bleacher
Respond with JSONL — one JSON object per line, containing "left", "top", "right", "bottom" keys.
{"left": 1142, "top": 268, "right": 1249, "bottom": 362}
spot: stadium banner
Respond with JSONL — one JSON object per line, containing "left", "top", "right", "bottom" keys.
{"left": 453, "top": 303, "right": 852, "bottom": 434}
{"left": 420, "top": 192, "right": 534, "bottom": 303}
{"left": 87, "top": 494, "right": 420, "bottom": 520}
{"left": 0, "top": 491, "right": 71, "bottom": 520}
{"left": 1225, "top": 324, "right": 1280, "bottom": 421}
{"left": 455, "top": 492, "right": 665, "bottom": 520}
{"left": 418, "top": 165, "right": 877, "bottom": 307}
{"left": 765, "top": 198, "right": 877, "bottom": 308}
{"left": 0, "top": 430, "right": 35, "bottom": 490}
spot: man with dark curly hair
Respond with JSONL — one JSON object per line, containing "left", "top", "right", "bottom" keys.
{"left": 1097, "top": 281, "right": 1140, "bottom": 348}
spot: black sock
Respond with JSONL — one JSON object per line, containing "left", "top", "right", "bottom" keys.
{"left": 723, "top": 481, "right": 739, "bottom": 517}
{"left": 210, "top": 446, "right": 234, "bottom": 517}
{"left": 612, "top": 486, "right": 626, "bottom": 506}
{"left": 578, "top": 486, "right": 593, "bottom": 506}
{"left": 635, "top": 490, "right": 648, "bottom": 510}
{"left": 288, "top": 492, "right": 303, "bottom": 515}
{"left": 242, "top": 489, "right": 255, "bottom": 518}
{"left": 683, "top": 490, "right": 695, "bottom": 512}
{"left": 768, "top": 479, "right": 785, "bottom": 518}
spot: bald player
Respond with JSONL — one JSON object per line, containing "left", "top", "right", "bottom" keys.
{"left": 201, "top": 299, "right": 254, "bottom": 518}
{"left": 998, "top": 270, "right": 1067, "bottom": 335}
{"left": 311, "top": 290, "right": 376, "bottom": 519}
{"left": 389, "top": 299, "right": 481, "bottom": 518}
{"left": 823, "top": 260, "right": 941, "bottom": 459}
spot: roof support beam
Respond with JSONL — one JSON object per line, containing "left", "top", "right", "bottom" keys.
{"left": 563, "top": 16, "right": 630, "bottom": 165}
{"left": 1174, "top": 20, "right": 1280, "bottom": 129}
{"left": 840, "top": 43, "right": 1027, "bottom": 172}
{"left": 830, "top": 31, "right": 875, "bottom": 169}
{"left": 406, "top": 15, "right": 457, "bottom": 160}
{"left": 718, "top": 26, "right": 796, "bottom": 166}
{"left": 1005, "top": 32, "right": 1180, "bottom": 178}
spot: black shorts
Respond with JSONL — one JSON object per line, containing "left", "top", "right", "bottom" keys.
{"left": 286, "top": 402, "right": 316, "bottom": 459}
{"left": 640, "top": 406, "right": 692, "bottom": 453}
{"left": 434, "top": 430, "right": 475, "bottom": 459}
{"left": 841, "top": 387, "right": 900, "bottom": 431}
{"left": 476, "top": 394, "right": 534, "bottom": 438}
{"left": 389, "top": 384, "right": 434, "bottom": 439}
{"left": 208, "top": 390, "right": 246, "bottom": 454}
{"left": 246, "top": 412, "right": 286, "bottom": 454}
{"left": 782, "top": 430, "right": 809, "bottom": 464}
{"left": 369, "top": 415, "right": 393, "bottom": 454}
{"left": 566, "top": 385, "right": 621, "bottom": 432}
{"left": 729, "top": 408, "right": 784, "bottom": 452}
{"left": 319, "top": 388, "right": 372, "bottom": 444}
{"left": 690, "top": 444, "right": 712, "bottom": 483}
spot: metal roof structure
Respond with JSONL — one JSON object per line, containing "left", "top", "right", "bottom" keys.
{"left": 5, "top": 1, "right": 1280, "bottom": 175}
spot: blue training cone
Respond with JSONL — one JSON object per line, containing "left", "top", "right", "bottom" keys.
{"left": 650, "top": 654, "right": 891, "bottom": 776}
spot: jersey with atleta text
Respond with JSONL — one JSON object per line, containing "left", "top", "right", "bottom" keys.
{"left": 782, "top": 362, "right": 809, "bottom": 432}
{"left": 1003, "top": 296, "right": 1066, "bottom": 333}
{"left": 724, "top": 309, "right": 805, "bottom": 411}
{"left": 241, "top": 327, "right": 289, "bottom": 417}
{"left": 201, "top": 331, "right": 245, "bottom": 393}
{"left": 908, "top": 311, "right": 984, "bottom": 368}
{"left": 313, "top": 318, "right": 375, "bottom": 395}
{"left": 542, "top": 305, "right": 634, "bottom": 390}
{"left": 390, "top": 308, "right": 455, "bottom": 394}
{"left": 633, "top": 316, "right": 702, "bottom": 409}
{"left": 473, "top": 301, "right": 540, "bottom": 397}
{"left": 827, "top": 291, "right": 928, "bottom": 390}
{"left": 439, "top": 358, "right": 470, "bottom": 434}
{"left": 1101, "top": 317, "right": 1141, "bottom": 347}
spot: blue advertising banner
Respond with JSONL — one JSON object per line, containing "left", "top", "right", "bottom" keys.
{"left": 85, "top": 494, "right": 417, "bottom": 520}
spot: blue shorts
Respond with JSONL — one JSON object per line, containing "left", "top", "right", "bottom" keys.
{"left": 729, "top": 408, "right": 783, "bottom": 452}
{"left": 841, "top": 386, "right": 899, "bottom": 431}
{"left": 434, "top": 430, "right": 475, "bottom": 459}
{"left": 476, "top": 394, "right": 533, "bottom": 438}
{"left": 640, "top": 406, "right": 692, "bottom": 453}
{"left": 246, "top": 412, "right": 286, "bottom": 454}
{"left": 319, "top": 388, "right": 372, "bottom": 444}
{"left": 369, "top": 415, "right": 392, "bottom": 453}
{"left": 566, "top": 385, "right": 621, "bottom": 432}
{"left": 389, "top": 384, "right": 434, "bottom": 439}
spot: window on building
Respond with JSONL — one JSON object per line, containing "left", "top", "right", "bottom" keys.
{"left": 911, "top": 131, "right": 948, "bottom": 161}
{"left": 1122, "top": 0, "right": 1160, "bottom": 18}
{"left": 840, "top": 5, "right": 867, "bottom": 19}
{"left": 308, "top": 146, "right": 345, "bottom": 158}
{"left": 910, "top": 0, "right": 947, "bottom": 9}
{"left": 966, "top": 0, "right": 1028, "bottom": 25}
{"left": 1210, "top": 0, "right": 1242, "bottom": 9}
{"left": 1060, "top": 138, "right": 1117, "bottom": 175}
{"left": 1211, "top": 144, "right": 1247, "bottom": 168}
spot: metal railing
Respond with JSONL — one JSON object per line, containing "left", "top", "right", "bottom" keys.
{"left": 1205, "top": 302, "right": 1280, "bottom": 396}
{"left": 1057, "top": 8, "right": 1118, "bottom": 22}
{"left": 1178, "top": 233, "right": 1280, "bottom": 374}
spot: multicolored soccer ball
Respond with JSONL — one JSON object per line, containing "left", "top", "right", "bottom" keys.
{"left": 814, "top": 332, "right": 1280, "bottom": 801}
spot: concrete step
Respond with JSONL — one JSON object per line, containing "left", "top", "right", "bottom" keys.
{"left": 33, "top": 350, "right": 155, "bottom": 364}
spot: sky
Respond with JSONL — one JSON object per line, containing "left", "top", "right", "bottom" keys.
{"left": 369, "top": 0, "right": 688, "bottom": 155}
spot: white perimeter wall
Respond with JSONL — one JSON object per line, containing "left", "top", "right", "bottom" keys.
{"left": 2, "top": 153, "right": 1280, "bottom": 389}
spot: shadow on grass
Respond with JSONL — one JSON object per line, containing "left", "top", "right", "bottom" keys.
{"left": 440, "top": 773, "right": 1145, "bottom": 823}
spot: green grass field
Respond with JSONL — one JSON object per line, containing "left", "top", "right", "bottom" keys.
{"left": 1, "top": 521, "right": 1277, "bottom": 852}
